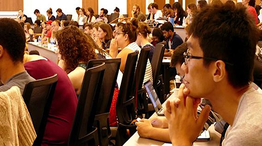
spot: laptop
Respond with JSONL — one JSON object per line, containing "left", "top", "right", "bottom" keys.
{"left": 144, "top": 80, "right": 164, "bottom": 116}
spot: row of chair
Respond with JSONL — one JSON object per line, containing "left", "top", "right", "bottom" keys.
{"left": 21, "top": 43, "right": 165, "bottom": 146}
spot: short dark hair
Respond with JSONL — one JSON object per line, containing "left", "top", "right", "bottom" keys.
{"left": 34, "top": 20, "right": 41, "bottom": 26}
{"left": 152, "top": 28, "right": 165, "bottom": 42}
{"left": 0, "top": 18, "right": 25, "bottom": 63}
{"left": 34, "top": 9, "right": 40, "bottom": 14}
{"left": 114, "top": 7, "right": 120, "bottom": 12}
{"left": 171, "top": 43, "right": 187, "bottom": 67}
{"left": 76, "top": 7, "right": 80, "bottom": 11}
{"left": 151, "top": 3, "right": 159, "bottom": 9}
{"left": 56, "top": 8, "right": 62, "bottom": 13}
{"left": 189, "top": 4, "right": 260, "bottom": 88}
{"left": 163, "top": 4, "right": 172, "bottom": 9}
{"left": 161, "top": 22, "right": 173, "bottom": 32}
{"left": 69, "top": 21, "right": 79, "bottom": 28}
{"left": 101, "top": 8, "right": 108, "bottom": 15}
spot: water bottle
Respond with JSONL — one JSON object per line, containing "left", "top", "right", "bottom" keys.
{"left": 38, "top": 36, "right": 41, "bottom": 45}
{"left": 175, "top": 75, "right": 181, "bottom": 88}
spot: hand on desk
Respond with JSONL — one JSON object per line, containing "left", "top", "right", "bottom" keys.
{"left": 165, "top": 84, "right": 211, "bottom": 145}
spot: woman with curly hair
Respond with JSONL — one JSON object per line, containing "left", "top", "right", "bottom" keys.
{"left": 56, "top": 25, "right": 97, "bottom": 94}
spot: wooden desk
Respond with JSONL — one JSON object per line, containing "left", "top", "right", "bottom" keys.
{"left": 124, "top": 92, "right": 221, "bottom": 146}
{"left": 174, "top": 26, "right": 187, "bottom": 41}
{"left": 27, "top": 42, "right": 58, "bottom": 64}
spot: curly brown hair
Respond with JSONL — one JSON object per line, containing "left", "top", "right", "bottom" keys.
{"left": 56, "top": 25, "right": 97, "bottom": 72}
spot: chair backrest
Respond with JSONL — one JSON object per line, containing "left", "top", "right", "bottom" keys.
{"left": 133, "top": 48, "right": 150, "bottom": 111}
{"left": 87, "top": 58, "right": 121, "bottom": 114}
{"left": 109, "top": 13, "right": 119, "bottom": 23}
{"left": 151, "top": 43, "right": 165, "bottom": 87}
{"left": 116, "top": 51, "right": 138, "bottom": 125}
{"left": 22, "top": 74, "right": 58, "bottom": 145}
{"left": 66, "top": 14, "right": 72, "bottom": 21}
{"left": 68, "top": 63, "right": 105, "bottom": 146}
{"left": 87, "top": 58, "right": 120, "bottom": 146}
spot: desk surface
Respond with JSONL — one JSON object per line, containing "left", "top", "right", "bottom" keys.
{"left": 124, "top": 92, "right": 221, "bottom": 146}
{"left": 27, "top": 42, "right": 58, "bottom": 64}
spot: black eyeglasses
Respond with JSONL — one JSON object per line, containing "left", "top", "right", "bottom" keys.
{"left": 183, "top": 52, "right": 233, "bottom": 66}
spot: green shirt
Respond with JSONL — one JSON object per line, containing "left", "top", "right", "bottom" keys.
{"left": 37, "top": 14, "right": 46, "bottom": 22}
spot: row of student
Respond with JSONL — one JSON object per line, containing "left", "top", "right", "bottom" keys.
{"left": 133, "top": 2, "right": 262, "bottom": 146}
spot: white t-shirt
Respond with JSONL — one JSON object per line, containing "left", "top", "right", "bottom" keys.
{"left": 154, "top": 10, "right": 163, "bottom": 20}
{"left": 222, "top": 87, "right": 262, "bottom": 145}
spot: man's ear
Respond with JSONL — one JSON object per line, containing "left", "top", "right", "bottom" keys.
{"left": 213, "top": 60, "right": 226, "bottom": 82}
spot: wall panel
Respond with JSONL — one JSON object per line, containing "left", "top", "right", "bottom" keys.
{"left": 127, "top": 0, "right": 146, "bottom": 18}
{"left": 0, "top": 0, "right": 23, "bottom": 11}
{"left": 83, "top": 0, "right": 98, "bottom": 14}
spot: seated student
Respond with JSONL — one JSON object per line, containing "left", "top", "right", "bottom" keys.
{"left": 16, "top": 10, "right": 28, "bottom": 23}
{"left": 41, "top": 20, "right": 52, "bottom": 44}
{"left": 77, "top": 8, "right": 87, "bottom": 25}
{"left": 151, "top": 28, "right": 165, "bottom": 46}
{"left": 24, "top": 22, "right": 34, "bottom": 42}
{"left": 136, "top": 22, "right": 155, "bottom": 62}
{"left": 0, "top": 18, "right": 34, "bottom": 93}
{"left": 46, "top": 8, "right": 56, "bottom": 21}
{"left": 34, "top": 9, "right": 47, "bottom": 22}
{"left": 161, "top": 22, "right": 183, "bottom": 57}
{"left": 165, "top": 4, "right": 262, "bottom": 145}
{"left": 132, "top": 4, "right": 146, "bottom": 22}
{"left": 109, "top": 19, "right": 153, "bottom": 83}
{"left": 96, "top": 23, "right": 113, "bottom": 50}
{"left": 83, "top": 23, "right": 93, "bottom": 36}
{"left": 56, "top": 25, "right": 97, "bottom": 95}
{"left": 135, "top": 43, "right": 220, "bottom": 142}
{"left": 24, "top": 54, "right": 78, "bottom": 145}
{"left": 33, "top": 20, "right": 42, "bottom": 33}
{"left": 86, "top": 7, "right": 96, "bottom": 23}
{"left": 96, "top": 8, "right": 108, "bottom": 23}
{"left": 56, "top": 8, "right": 68, "bottom": 21}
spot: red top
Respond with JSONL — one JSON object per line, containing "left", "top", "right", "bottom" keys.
{"left": 25, "top": 59, "right": 78, "bottom": 145}
{"left": 247, "top": 6, "right": 258, "bottom": 24}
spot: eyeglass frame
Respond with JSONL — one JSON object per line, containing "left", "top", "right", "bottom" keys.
{"left": 183, "top": 51, "right": 234, "bottom": 66}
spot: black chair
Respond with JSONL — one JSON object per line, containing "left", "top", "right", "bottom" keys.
{"left": 87, "top": 58, "right": 121, "bottom": 146}
{"left": 66, "top": 14, "right": 72, "bottom": 21}
{"left": 133, "top": 48, "right": 151, "bottom": 118}
{"left": 68, "top": 63, "right": 106, "bottom": 146}
{"left": 115, "top": 51, "right": 139, "bottom": 145}
{"left": 22, "top": 74, "right": 58, "bottom": 146}
{"left": 151, "top": 43, "right": 165, "bottom": 103}
{"left": 108, "top": 13, "right": 119, "bottom": 23}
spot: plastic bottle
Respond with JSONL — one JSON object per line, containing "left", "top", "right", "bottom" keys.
{"left": 38, "top": 36, "right": 41, "bottom": 45}
{"left": 175, "top": 75, "right": 181, "bottom": 88}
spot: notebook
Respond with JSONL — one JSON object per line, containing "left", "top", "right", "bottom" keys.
{"left": 144, "top": 80, "right": 164, "bottom": 116}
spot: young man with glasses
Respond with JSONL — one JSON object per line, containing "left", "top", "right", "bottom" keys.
{"left": 165, "top": 4, "right": 262, "bottom": 145}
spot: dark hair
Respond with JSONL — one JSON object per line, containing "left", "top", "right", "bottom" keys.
{"left": 83, "top": 23, "right": 93, "bottom": 29}
{"left": 117, "top": 18, "right": 138, "bottom": 43}
{"left": 80, "top": 8, "right": 87, "bottom": 16}
{"left": 148, "top": 3, "right": 153, "bottom": 9}
{"left": 76, "top": 7, "right": 81, "bottom": 11}
{"left": 46, "top": 8, "right": 53, "bottom": 15}
{"left": 34, "top": 20, "right": 41, "bottom": 26}
{"left": 62, "top": 20, "right": 70, "bottom": 27}
{"left": 34, "top": 9, "right": 40, "bottom": 14}
{"left": 114, "top": 7, "right": 120, "bottom": 12}
{"left": 69, "top": 21, "right": 79, "bottom": 28}
{"left": 225, "top": 0, "right": 235, "bottom": 9}
{"left": 188, "top": 3, "right": 197, "bottom": 13}
{"left": 255, "top": 5, "right": 261, "bottom": 16}
{"left": 99, "top": 23, "right": 113, "bottom": 41}
{"left": 0, "top": 18, "right": 25, "bottom": 63}
{"left": 56, "top": 8, "right": 62, "bottom": 13}
{"left": 171, "top": 43, "right": 187, "bottom": 67}
{"left": 161, "top": 22, "right": 173, "bottom": 31}
{"left": 138, "top": 22, "right": 151, "bottom": 38}
{"left": 87, "top": 7, "right": 95, "bottom": 22}
{"left": 189, "top": 5, "right": 260, "bottom": 88}
{"left": 151, "top": 3, "right": 159, "bottom": 9}
{"left": 249, "top": 0, "right": 255, "bottom": 7}
{"left": 152, "top": 28, "right": 165, "bottom": 42}
{"left": 163, "top": 4, "right": 172, "bottom": 9}
{"left": 29, "top": 50, "right": 40, "bottom": 55}
{"left": 56, "top": 25, "right": 97, "bottom": 72}
{"left": 198, "top": 0, "right": 208, "bottom": 10}
{"left": 173, "top": 2, "right": 186, "bottom": 16}
{"left": 103, "top": 9, "right": 108, "bottom": 15}
{"left": 134, "top": 4, "right": 141, "bottom": 11}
